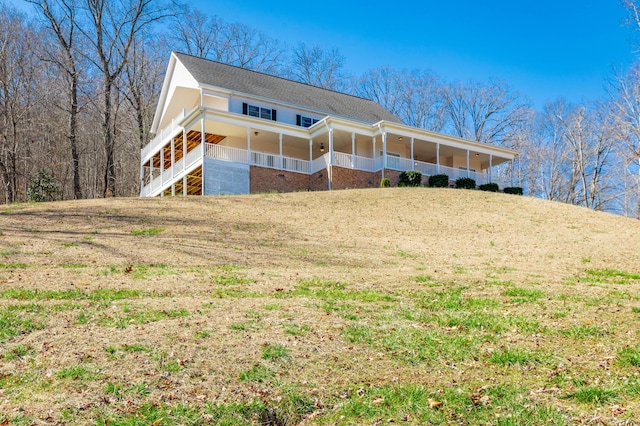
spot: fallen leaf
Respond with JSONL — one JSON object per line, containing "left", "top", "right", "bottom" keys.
{"left": 428, "top": 398, "right": 443, "bottom": 409}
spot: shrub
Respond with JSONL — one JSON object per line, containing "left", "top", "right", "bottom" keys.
{"left": 504, "top": 187, "right": 523, "bottom": 195}
{"left": 27, "top": 170, "right": 60, "bottom": 202}
{"left": 455, "top": 177, "right": 476, "bottom": 190}
{"left": 398, "top": 170, "right": 422, "bottom": 187}
{"left": 428, "top": 174, "right": 449, "bottom": 188}
{"left": 479, "top": 183, "right": 499, "bottom": 192}
{"left": 380, "top": 178, "right": 390, "bottom": 188}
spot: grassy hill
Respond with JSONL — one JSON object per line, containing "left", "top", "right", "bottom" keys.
{"left": 1, "top": 188, "right": 639, "bottom": 425}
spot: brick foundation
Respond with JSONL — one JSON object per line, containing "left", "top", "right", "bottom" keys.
{"left": 248, "top": 165, "right": 408, "bottom": 194}
{"left": 250, "top": 167, "right": 310, "bottom": 193}
{"left": 331, "top": 167, "right": 376, "bottom": 190}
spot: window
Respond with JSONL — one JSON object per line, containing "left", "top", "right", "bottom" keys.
{"left": 296, "top": 114, "right": 319, "bottom": 128}
{"left": 243, "top": 103, "right": 277, "bottom": 121}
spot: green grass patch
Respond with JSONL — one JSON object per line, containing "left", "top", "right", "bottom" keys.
{"left": 213, "top": 273, "right": 255, "bottom": 285}
{"left": 489, "top": 347, "right": 546, "bottom": 366}
{"left": 343, "top": 324, "right": 374, "bottom": 344}
{"left": 0, "top": 288, "right": 142, "bottom": 301}
{"left": 580, "top": 268, "right": 640, "bottom": 284}
{"left": 0, "top": 263, "right": 29, "bottom": 269}
{"left": 566, "top": 386, "right": 619, "bottom": 404}
{"left": 291, "top": 278, "right": 395, "bottom": 303}
{"left": 561, "top": 324, "right": 608, "bottom": 339}
{"left": 616, "top": 346, "right": 640, "bottom": 367}
{"left": 57, "top": 365, "right": 93, "bottom": 381}
{"left": 382, "top": 327, "right": 482, "bottom": 364}
{"left": 503, "top": 287, "right": 545, "bottom": 303}
{"left": 0, "top": 308, "right": 46, "bottom": 342}
{"left": 416, "top": 287, "right": 500, "bottom": 311}
{"left": 283, "top": 323, "right": 309, "bottom": 336}
{"left": 3, "top": 344, "right": 35, "bottom": 360}
{"left": 262, "top": 344, "right": 290, "bottom": 361}
{"left": 131, "top": 227, "right": 165, "bottom": 236}
{"left": 239, "top": 364, "right": 276, "bottom": 382}
{"left": 325, "top": 384, "right": 565, "bottom": 424}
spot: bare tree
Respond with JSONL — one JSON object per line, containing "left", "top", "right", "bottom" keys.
{"left": 354, "top": 66, "right": 408, "bottom": 119}
{"left": 443, "top": 79, "right": 529, "bottom": 146}
{"left": 401, "top": 69, "right": 448, "bottom": 132}
{"left": 28, "top": 0, "right": 85, "bottom": 199}
{"left": 289, "top": 42, "right": 348, "bottom": 90}
{"left": 81, "top": 0, "right": 170, "bottom": 197}
{"left": 121, "top": 32, "right": 167, "bottom": 150}
{"left": 171, "top": 6, "right": 227, "bottom": 58}
{"left": 0, "top": 5, "right": 45, "bottom": 203}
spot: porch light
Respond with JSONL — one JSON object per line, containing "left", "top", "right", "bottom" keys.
{"left": 398, "top": 137, "right": 403, "bottom": 141}
{"left": 320, "top": 143, "right": 325, "bottom": 153}
{"left": 475, "top": 153, "right": 479, "bottom": 157}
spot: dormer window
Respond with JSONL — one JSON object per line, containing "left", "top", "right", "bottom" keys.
{"left": 243, "top": 103, "right": 277, "bottom": 121}
{"left": 296, "top": 115, "right": 319, "bottom": 128}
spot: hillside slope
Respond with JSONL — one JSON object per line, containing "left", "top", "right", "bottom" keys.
{"left": 1, "top": 188, "right": 639, "bottom": 424}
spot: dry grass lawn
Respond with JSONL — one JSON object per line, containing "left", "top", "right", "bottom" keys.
{"left": 0, "top": 187, "right": 639, "bottom": 425}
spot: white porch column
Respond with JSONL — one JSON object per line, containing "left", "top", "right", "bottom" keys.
{"left": 183, "top": 175, "right": 187, "bottom": 196}
{"left": 247, "top": 127, "right": 252, "bottom": 164}
{"left": 466, "top": 150, "right": 470, "bottom": 178}
{"left": 309, "top": 139, "right": 313, "bottom": 173}
{"left": 170, "top": 137, "right": 175, "bottom": 179}
{"left": 489, "top": 154, "right": 493, "bottom": 183}
{"left": 372, "top": 137, "right": 376, "bottom": 169}
{"left": 279, "top": 133, "right": 283, "bottom": 170}
{"left": 160, "top": 146, "right": 165, "bottom": 185}
{"left": 201, "top": 119, "right": 206, "bottom": 196}
{"left": 328, "top": 128, "right": 333, "bottom": 191}
{"left": 149, "top": 159, "right": 153, "bottom": 188}
{"left": 201, "top": 119, "right": 206, "bottom": 157}
{"left": 410, "top": 137, "right": 414, "bottom": 165}
{"left": 139, "top": 161, "right": 144, "bottom": 196}
{"left": 182, "top": 129, "right": 187, "bottom": 172}
{"left": 171, "top": 183, "right": 175, "bottom": 196}
{"left": 436, "top": 143, "right": 440, "bottom": 174}
{"left": 351, "top": 132, "right": 355, "bottom": 168}
{"left": 382, "top": 132, "right": 387, "bottom": 179}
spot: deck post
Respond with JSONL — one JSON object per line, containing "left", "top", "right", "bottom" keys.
{"left": 183, "top": 175, "right": 187, "bottom": 196}
{"left": 372, "top": 137, "right": 376, "bottom": 172}
{"left": 309, "top": 139, "right": 313, "bottom": 174}
{"left": 160, "top": 145, "right": 165, "bottom": 185}
{"left": 410, "top": 137, "right": 414, "bottom": 166}
{"left": 382, "top": 132, "right": 387, "bottom": 179}
{"left": 279, "top": 133, "right": 283, "bottom": 170}
{"left": 436, "top": 143, "right": 440, "bottom": 174}
{"left": 351, "top": 132, "right": 355, "bottom": 168}
{"left": 182, "top": 129, "right": 187, "bottom": 173}
{"left": 466, "top": 150, "right": 470, "bottom": 178}
{"left": 489, "top": 154, "right": 493, "bottom": 183}
{"left": 247, "top": 127, "right": 251, "bottom": 164}
{"left": 328, "top": 128, "right": 333, "bottom": 191}
{"left": 170, "top": 137, "right": 175, "bottom": 179}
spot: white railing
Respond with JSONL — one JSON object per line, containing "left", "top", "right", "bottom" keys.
{"left": 185, "top": 146, "right": 202, "bottom": 168}
{"left": 174, "top": 157, "right": 185, "bottom": 175}
{"left": 374, "top": 156, "right": 383, "bottom": 171}
{"left": 413, "top": 160, "right": 438, "bottom": 177}
{"left": 206, "top": 143, "right": 249, "bottom": 164}
{"left": 333, "top": 152, "right": 353, "bottom": 169}
{"left": 353, "top": 155, "right": 375, "bottom": 172}
{"left": 283, "top": 156, "right": 310, "bottom": 174}
{"left": 439, "top": 165, "right": 471, "bottom": 181}
{"left": 142, "top": 109, "right": 187, "bottom": 160}
{"left": 252, "top": 151, "right": 278, "bottom": 169}
{"left": 311, "top": 152, "right": 330, "bottom": 174}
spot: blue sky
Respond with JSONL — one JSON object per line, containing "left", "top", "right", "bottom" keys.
{"left": 14, "top": 0, "right": 637, "bottom": 108}
{"left": 201, "top": 0, "right": 636, "bottom": 108}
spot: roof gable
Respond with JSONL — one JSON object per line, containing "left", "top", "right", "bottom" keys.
{"left": 173, "top": 52, "right": 401, "bottom": 124}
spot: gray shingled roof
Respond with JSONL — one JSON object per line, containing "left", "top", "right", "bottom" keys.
{"left": 174, "top": 52, "right": 401, "bottom": 124}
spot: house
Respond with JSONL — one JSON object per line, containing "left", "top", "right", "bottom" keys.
{"left": 140, "top": 52, "right": 517, "bottom": 197}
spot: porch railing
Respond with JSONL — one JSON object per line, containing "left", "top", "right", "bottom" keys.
{"left": 141, "top": 144, "right": 508, "bottom": 195}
